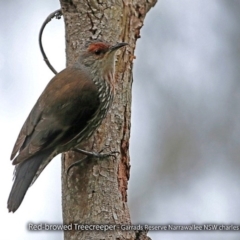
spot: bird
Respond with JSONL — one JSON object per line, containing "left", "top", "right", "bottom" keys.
{"left": 7, "top": 40, "right": 128, "bottom": 213}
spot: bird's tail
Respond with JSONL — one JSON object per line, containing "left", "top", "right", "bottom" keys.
{"left": 7, "top": 149, "right": 52, "bottom": 213}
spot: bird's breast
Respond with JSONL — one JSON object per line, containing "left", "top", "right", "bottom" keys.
{"left": 62, "top": 77, "right": 114, "bottom": 147}
{"left": 79, "top": 79, "right": 114, "bottom": 141}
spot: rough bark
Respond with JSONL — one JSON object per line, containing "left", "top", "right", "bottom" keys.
{"left": 59, "top": 0, "right": 157, "bottom": 239}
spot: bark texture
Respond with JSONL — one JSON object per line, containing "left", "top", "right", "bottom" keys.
{"left": 59, "top": 0, "right": 157, "bottom": 239}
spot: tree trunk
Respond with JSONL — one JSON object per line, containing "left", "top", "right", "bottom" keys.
{"left": 59, "top": 0, "right": 156, "bottom": 239}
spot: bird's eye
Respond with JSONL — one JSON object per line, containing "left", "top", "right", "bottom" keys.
{"left": 94, "top": 49, "right": 101, "bottom": 55}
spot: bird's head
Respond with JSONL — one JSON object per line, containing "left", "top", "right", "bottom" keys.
{"left": 78, "top": 40, "right": 128, "bottom": 74}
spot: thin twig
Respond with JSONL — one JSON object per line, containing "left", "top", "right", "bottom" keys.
{"left": 39, "top": 9, "right": 63, "bottom": 75}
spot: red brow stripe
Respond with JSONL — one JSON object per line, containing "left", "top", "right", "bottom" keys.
{"left": 88, "top": 43, "right": 109, "bottom": 52}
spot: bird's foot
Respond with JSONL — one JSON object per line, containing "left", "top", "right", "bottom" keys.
{"left": 74, "top": 147, "right": 119, "bottom": 159}
{"left": 66, "top": 147, "right": 119, "bottom": 175}
{"left": 66, "top": 156, "right": 88, "bottom": 175}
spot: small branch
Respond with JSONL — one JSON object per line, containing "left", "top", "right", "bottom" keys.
{"left": 38, "top": 9, "right": 63, "bottom": 75}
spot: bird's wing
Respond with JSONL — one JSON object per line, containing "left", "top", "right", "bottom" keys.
{"left": 10, "top": 67, "right": 99, "bottom": 165}
{"left": 10, "top": 98, "right": 45, "bottom": 161}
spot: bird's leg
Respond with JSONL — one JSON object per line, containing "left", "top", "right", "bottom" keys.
{"left": 67, "top": 147, "right": 119, "bottom": 175}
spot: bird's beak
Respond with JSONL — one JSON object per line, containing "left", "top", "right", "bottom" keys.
{"left": 110, "top": 42, "right": 128, "bottom": 52}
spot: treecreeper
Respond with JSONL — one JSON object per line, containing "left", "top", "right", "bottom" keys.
{"left": 7, "top": 40, "right": 127, "bottom": 213}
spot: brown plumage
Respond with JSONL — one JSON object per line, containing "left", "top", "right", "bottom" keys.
{"left": 7, "top": 40, "right": 127, "bottom": 212}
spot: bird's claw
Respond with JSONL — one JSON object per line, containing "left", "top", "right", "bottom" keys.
{"left": 96, "top": 151, "right": 119, "bottom": 160}
{"left": 66, "top": 156, "right": 87, "bottom": 175}
{"left": 67, "top": 148, "right": 119, "bottom": 175}
{"left": 99, "top": 145, "right": 111, "bottom": 153}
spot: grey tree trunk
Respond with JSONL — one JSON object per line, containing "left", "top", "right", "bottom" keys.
{"left": 59, "top": 0, "right": 157, "bottom": 239}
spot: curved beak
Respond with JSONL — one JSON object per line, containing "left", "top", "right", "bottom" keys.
{"left": 110, "top": 42, "right": 128, "bottom": 52}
